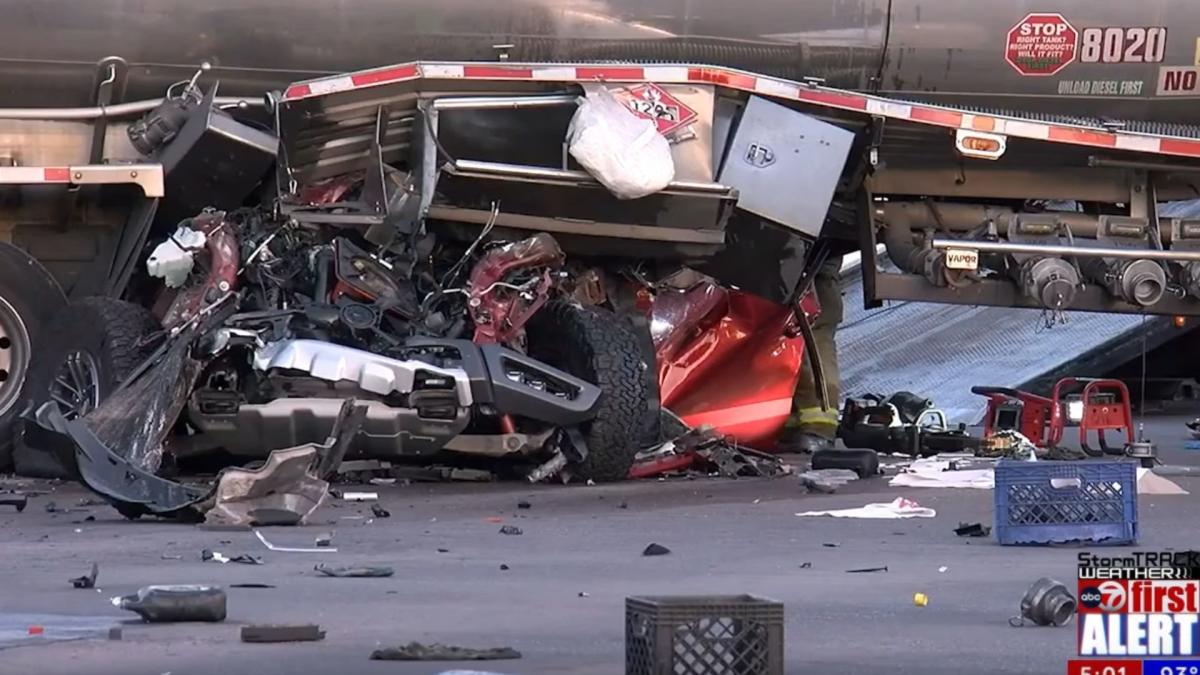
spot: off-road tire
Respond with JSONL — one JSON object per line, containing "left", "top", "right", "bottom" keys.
{"left": 13, "top": 297, "right": 161, "bottom": 478}
{"left": 0, "top": 244, "right": 66, "bottom": 471}
{"left": 526, "top": 301, "right": 650, "bottom": 482}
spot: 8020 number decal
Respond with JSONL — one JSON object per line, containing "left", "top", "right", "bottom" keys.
{"left": 1080, "top": 27, "right": 1168, "bottom": 63}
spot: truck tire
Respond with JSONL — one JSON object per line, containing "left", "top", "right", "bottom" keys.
{"left": 12, "top": 298, "right": 161, "bottom": 478}
{"left": 0, "top": 244, "right": 67, "bottom": 471}
{"left": 526, "top": 301, "right": 650, "bottom": 482}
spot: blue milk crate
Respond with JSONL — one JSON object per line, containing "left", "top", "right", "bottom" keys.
{"left": 993, "top": 460, "right": 1138, "bottom": 546}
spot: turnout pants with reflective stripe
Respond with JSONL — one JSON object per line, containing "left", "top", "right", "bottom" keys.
{"left": 789, "top": 259, "right": 843, "bottom": 439}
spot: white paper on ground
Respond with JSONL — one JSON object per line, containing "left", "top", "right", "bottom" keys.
{"left": 796, "top": 496, "right": 936, "bottom": 519}
{"left": 1138, "top": 468, "right": 1189, "bottom": 495}
{"left": 888, "top": 456, "right": 995, "bottom": 489}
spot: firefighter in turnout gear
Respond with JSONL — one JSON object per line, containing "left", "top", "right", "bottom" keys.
{"left": 780, "top": 257, "right": 843, "bottom": 452}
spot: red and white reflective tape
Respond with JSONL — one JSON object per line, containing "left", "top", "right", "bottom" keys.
{"left": 0, "top": 165, "right": 164, "bottom": 197}
{"left": 279, "top": 60, "right": 1200, "bottom": 159}
{"left": 0, "top": 167, "right": 71, "bottom": 183}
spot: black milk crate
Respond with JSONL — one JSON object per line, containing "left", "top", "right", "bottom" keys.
{"left": 994, "top": 459, "right": 1138, "bottom": 546}
{"left": 625, "top": 595, "right": 784, "bottom": 675}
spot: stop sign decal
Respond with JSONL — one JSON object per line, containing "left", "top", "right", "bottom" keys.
{"left": 1005, "top": 13, "right": 1078, "bottom": 76}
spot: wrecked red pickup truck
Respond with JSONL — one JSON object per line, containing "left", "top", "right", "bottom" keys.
{"left": 9, "top": 62, "right": 834, "bottom": 512}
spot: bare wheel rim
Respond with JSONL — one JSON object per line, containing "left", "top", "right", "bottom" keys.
{"left": 50, "top": 350, "right": 100, "bottom": 420}
{"left": 0, "top": 294, "right": 30, "bottom": 417}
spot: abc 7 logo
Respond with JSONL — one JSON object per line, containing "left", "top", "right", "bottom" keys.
{"left": 1079, "top": 581, "right": 1127, "bottom": 611}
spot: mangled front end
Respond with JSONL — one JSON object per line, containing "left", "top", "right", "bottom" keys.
{"left": 23, "top": 202, "right": 625, "bottom": 516}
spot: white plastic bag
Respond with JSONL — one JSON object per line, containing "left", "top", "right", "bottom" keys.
{"left": 567, "top": 88, "right": 675, "bottom": 200}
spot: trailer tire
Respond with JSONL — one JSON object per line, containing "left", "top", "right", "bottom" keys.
{"left": 0, "top": 244, "right": 66, "bottom": 472}
{"left": 526, "top": 301, "right": 650, "bottom": 482}
{"left": 13, "top": 298, "right": 161, "bottom": 478}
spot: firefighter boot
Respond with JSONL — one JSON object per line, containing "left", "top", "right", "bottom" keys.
{"left": 779, "top": 260, "right": 843, "bottom": 453}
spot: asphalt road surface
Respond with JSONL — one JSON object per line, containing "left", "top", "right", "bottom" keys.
{"left": 2, "top": 416, "right": 1198, "bottom": 675}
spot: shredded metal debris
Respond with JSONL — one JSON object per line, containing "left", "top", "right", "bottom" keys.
{"left": 369, "top": 642, "right": 522, "bottom": 662}
{"left": 69, "top": 563, "right": 98, "bottom": 589}
{"left": 314, "top": 564, "right": 395, "bottom": 578}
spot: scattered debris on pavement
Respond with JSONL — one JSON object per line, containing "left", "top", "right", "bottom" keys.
{"left": 799, "top": 562, "right": 812, "bottom": 569}
{"left": 629, "top": 420, "right": 791, "bottom": 479}
{"left": 230, "top": 583, "right": 276, "bottom": 589}
{"left": 242, "top": 624, "right": 326, "bottom": 643}
{"left": 371, "top": 504, "right": 391, "bottom": 518}
{"left": 255, "top": 530, "right": 338, "bottom": 553}
{"left": 1137, "top": 469, "right": 1189, "bottom": 495}
{"left": 500, "top": 564, "right": 510, "bottom": 571}
{"left": 370, "top": 642, "right": 522, "bottom": 661}
{"left": 890, "top": 456, "right": 995, "bottom": 489}
{"left": 205, "top": 401, "right": 366, "bottom": 527}
{"left": 202, "top": 550, "right": 264, "bottom": 565}
{"left": 822, "top": 542, "right": 840, "bottom": 548}
{"left": 499, "top": 525, "right": 523, "bottom": 536}
{"left": 642, "top": 543, "right": 671, "bottom": 556}
{"left": 314, "top": 564, "right": 395, "bottom": 578}
{"left": 0, "top": 494, "right": 28, "bottom": 511}
{"left": 846, "top": 566, "right": 888, "bottom": 574}
{"left": 1010, "top": 578, "right": 1076, "bottom": 627}
{"left": 342, "top": 492, "right": 378, "bottom": 502}
{"left": 517, "top": 501, "right": 532, "bottom": 510}
{"left": 113, "top": 585, "right": 227, "bottom": 623}
{"left": 70, "top": 563, "right": 99, "bottom": 589}
{"left": 315, "top": 533, "right": 335, "bottom": 548}
{"left": 913, "top": 592, "right": 929, "bottom": 607}
{"left": 798, "top": 469, "right": 859, "bottom": 493}
{"left": 954, "top": 522, "right": 992, "bottom": 538}
{"left": 1185, "top": 418, "right": 1200, "bottom": 439}
{"left": 797, "top": 497, "right": 936, "bottom": 519}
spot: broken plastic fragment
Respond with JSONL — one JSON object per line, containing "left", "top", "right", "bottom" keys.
{"left": 147, "top": 225, "right": 206, "bottom": 288}
{"left": 254, "top": 529, "right": 337, "bottom": 553}
{"left": 70, "top": 562, "right": 98, "bottom": 589}
{"left": 642, "top": 543, "right": 671, "bottom": 556}
{"left": 342, "top": 492, "right": 377, "bottom": 502}
{"left": 201, "top": 549, "right": 263, "bottom": 565}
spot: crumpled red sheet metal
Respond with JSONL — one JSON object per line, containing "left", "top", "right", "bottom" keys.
{"left": 468, "top": 233, "right": 565, "bottom": 347}
{"left": 649, "top": 277, "right": 818, "bottom": 451}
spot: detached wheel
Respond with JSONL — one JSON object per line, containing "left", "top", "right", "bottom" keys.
{"left": 526, "top": 301, "right": 650, "bottom": 482}
{"left": 13, "top": 297, "right": 161, "bottom": 478}
{"left": 0, "top": 244, "right": 66, "bottom": 471}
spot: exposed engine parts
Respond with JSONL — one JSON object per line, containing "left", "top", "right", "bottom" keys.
{"left": 26, "top": 193, "right": 653, "bottom": 486}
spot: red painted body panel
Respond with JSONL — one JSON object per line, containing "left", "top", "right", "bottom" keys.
{"left": 651, "top": 281, "right": 813, "bottom": 451}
